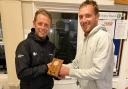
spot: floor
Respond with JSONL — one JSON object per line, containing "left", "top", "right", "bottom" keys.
{"left": 0, "top": 74, "right": 9, "bottom": 89}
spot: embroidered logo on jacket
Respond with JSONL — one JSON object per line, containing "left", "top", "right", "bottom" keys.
{"left": 33, "top": 52, "right": 37, "bottom": 56}
{"left": 17, "top": 54, "right": 24, "bottom": 58}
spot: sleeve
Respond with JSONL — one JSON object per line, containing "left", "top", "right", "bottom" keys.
{"left": 69, "top": 33, "right": 114, "bottom": 80}
{"left": 15, "top": 41, "right": 48, "bottom": 81}
{"left": 65, "top": 53, "right": 79, "bottom": 69}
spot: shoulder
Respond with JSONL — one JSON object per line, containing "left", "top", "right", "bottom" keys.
{"left": 17, "top": 40, "right": 26, "bottom": 48}
{"left": 96, "top": 30, "right": 113, "bottom": 48}
{"left": 17, "top": 39, "right": 30, "bottom": 46}
{"left": 91, "top": 26, "right": 113, "bottom": 46}
{"left": 16, "top": 39, "right": 31, "bottom": 51}
{"left": 96, "top": 27, "right": 112, "bottom": 40}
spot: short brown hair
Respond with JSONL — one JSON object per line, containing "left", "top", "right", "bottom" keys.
{"left": 34, "top": 8, "right": 52, "bottom": 26}
{"left": 79, "top": 0, "right": 99, "bottom": 15}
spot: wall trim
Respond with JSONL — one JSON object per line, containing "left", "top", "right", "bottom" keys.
{"left": 34, "top": 1, "right": 79, "bottom": 13}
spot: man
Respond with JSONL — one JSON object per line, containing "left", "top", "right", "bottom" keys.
{"left": 15, "top": 8, "right": 55, "bottom": 89}
{"left": 59, "top": 1, "right": 114, "bottom": 89}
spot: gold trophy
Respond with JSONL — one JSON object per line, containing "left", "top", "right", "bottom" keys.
{"left": 48, "top": 58, "right": 63, "bottom": 77}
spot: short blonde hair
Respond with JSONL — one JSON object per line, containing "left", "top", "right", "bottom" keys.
{"left": 34, "top": 8, "right": 52, "bottom": 26}
{"left": 79, "top": 0, "right": 99, "bottom": 15}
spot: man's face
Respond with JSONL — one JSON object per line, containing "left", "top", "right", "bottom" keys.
{"left": 33, "top": 14, "right": 51, "bottom": 38}
{"left": 79, "top": 5, "right": 99, "bottom": 35}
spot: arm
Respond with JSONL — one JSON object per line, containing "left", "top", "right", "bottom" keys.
{"left": 60, "top": 33, "right": 114, "bottom": 80}
{"left": 69, "top": 34, "right": 114, "bottom": 80}
{"left": 15, "top": 42, "right": 48, "bottom": 81}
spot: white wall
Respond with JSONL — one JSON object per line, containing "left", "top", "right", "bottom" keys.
{"left": 0, "top": 0, "right": 23, "bottom": 89}
{"left": 22, "top": 0, "right": 114, "bottom": 5}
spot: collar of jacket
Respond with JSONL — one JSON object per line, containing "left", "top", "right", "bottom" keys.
{"left": 27, "top": 28, "right": 49, "bottom": 44}
{"left": 84, "top": 24, "right": 107, "bottom": 38}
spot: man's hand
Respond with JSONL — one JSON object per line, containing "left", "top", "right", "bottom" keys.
{"left": 59, "top": 65, "right": 69, "bottom": 77}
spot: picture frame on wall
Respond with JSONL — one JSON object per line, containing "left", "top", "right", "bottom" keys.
{"left": 99, "top": 11, "right": 127, "bottom": 76}
{"left": 114, "top": 0, "right": 128, "bottom": 5}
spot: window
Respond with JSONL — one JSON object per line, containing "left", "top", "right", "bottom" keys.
{"left": 48, "top": 12, "right": 78, "bottom": 64}
{"left": 0, "top": 15, "right": 6, "bottom": 74}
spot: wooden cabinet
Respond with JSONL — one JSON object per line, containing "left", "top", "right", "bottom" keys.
{"left": 115, "top": 0, "right": 128, "bottom": 4}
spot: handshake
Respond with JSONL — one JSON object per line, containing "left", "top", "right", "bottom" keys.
{"left": 47, "top": 58, "right": 69, "bottom": 79}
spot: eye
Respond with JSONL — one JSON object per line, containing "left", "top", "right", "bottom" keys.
{"left": 38, "top": 22, "right": 43, "bottom": 26}
{"left": 44, "top": 23, "right": 50, "bottom": 29}
{"left": 44, "top": 24, "right": 48, "bottom": 28}
{"left": 85, "top": 14, "right": 91, "bottom": 18}
{"left": 79, "top": 15, "right": 83, "bottom": 20}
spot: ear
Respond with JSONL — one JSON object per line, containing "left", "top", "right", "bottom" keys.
{"left": 96, "top": 14, "right": 99, "bottom": 20}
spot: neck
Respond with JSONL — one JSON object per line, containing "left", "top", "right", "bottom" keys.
{"left": 84, "top": 32, "right": 88, "bottom": 37}
{"left": 35, "top": 34, "right": 46, "bottom": 40}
